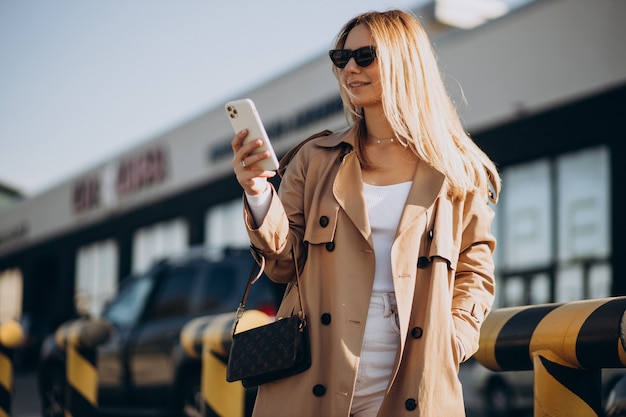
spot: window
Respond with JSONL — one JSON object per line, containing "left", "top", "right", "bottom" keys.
{"left": 496, "top": 146, "right": 611, "bottom": 306}
{"left": 195, "top": 263, "right": 237, "bottom": 312}
{"left": 75, "top": 239, "right": 118, "bottom": 317}
{"left": 205, "top": 199, "right": 249, "bottom": 249}
{"left": 500, "top": 159, "right": 552, "bottom": 272}
{"left": 146, "top": 265, "right": 197, "bottom": 320}
{"left": 103, "top": 274, "right": 153, "bottom": 329}
{"left": 0, "top": 268, "right": 22, "bottom": 321}
{"left": 132, "top": 218, "right": 189, "bottom": 273}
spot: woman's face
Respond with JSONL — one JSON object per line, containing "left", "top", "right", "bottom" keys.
{"left": 341, "top": 24, "right": 382, "bottom": 109}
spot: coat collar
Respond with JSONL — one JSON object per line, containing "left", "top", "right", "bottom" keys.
{"left": 330, "top": 129, "right": 446, "bottom": 245}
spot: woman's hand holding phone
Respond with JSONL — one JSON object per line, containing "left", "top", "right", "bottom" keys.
{"left": 227, "top": 99, "right": 279, "bottom": 196}
{"left": 231, "top": 129, "right": 276, "bottom": 196}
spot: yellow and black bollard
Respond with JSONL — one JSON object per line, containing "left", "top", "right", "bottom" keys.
{"left": 181, "top": 310, "right": 271, "bottom": 417}
{"left": 476, "top": 296, "right": 626, "bottom": 417}
{"left": 0, "top": 319, "right": 24, "bottom": 417}
{"left": 54, "top": 318, "right": 110, "bottom": 417}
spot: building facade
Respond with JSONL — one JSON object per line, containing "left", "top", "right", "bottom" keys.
{"left": 0, "top": 0, "right": 624, "bottom": 363}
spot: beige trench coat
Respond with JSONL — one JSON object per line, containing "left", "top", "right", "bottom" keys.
{"left": 244, "top": 130, "right": 496, "bottom": 417}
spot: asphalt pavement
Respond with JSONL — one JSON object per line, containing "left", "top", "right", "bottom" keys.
{"left": 7, "top": 370, "right": 529, "bottom": 417}
{"left": 11, "top": 371, "right": 40, "bottom": 417}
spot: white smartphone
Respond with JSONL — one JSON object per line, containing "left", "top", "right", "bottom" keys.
{"left": 225, "top": 98, "right": 279, "bottom": 171}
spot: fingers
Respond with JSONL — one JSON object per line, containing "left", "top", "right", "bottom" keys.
{"left": 231, "top": 129, "right": 276, "bottom": 195}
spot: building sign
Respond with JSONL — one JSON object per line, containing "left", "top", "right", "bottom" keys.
{"left": 72, "top": 147, "right": 168, "bottom": 215}
{"left": 116, "top": 147, "right": 167, "bottom": 197}
{"left": 73, "top": 175, "right": 100, "bottom": 213}
{"left": 0, "top": 222, "right": 28, "bottom": 247}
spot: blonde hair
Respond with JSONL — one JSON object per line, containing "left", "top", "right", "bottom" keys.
{"left": 331, "top": 10, "right": 500, "bottom": 202}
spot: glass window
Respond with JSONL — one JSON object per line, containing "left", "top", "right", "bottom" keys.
{"left": 557, "top": 147, "right": 610, "bottom": 262}
{"left": 132, "top": 218, "right": 189, "bottom": 273}
{"left": 556, "top": 265, "right": 584, "bottom": 302}
{"left": 500, "top": 159, "right": 552, "bottom": 271}
{"left": 0, "top": 268, "right": 22, "bottom": 321}
{"left": 206, "top": 199, "right": 249, "bottom": 249}
{"left": 146, "top": 265, "right": 196, "bottom": 320}
{"left": 503, "top": 276, "right": 526, "bottom": 307}
{"left": 103, "top": 274, "right": 153, "bottom": 329}
{"left": 529, "top": 273, "right": 551, "bottom": 305}
{"left": 196, "top": 263, "right": 237, "bottom": 312}
{"left": 75, "top": 239, "right": 118, "bottom": 317}
{"left": 588, "top": 263, "right": 611, "bottom": 299}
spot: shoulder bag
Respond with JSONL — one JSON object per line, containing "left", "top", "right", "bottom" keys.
{"left": 226, "top": 249, "right": 311, "bottom": 388}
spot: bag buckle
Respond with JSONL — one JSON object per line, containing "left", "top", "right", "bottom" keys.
{"left": 236, "top": 303, "right": 245, "bottom": 320}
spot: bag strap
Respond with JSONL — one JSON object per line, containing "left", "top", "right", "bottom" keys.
{"left": 232, "top": 247, "right": 304, "bottom": 336}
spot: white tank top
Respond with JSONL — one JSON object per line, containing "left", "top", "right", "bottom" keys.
{"left": 363, "top": 181, "right": 412, "bottom": 293}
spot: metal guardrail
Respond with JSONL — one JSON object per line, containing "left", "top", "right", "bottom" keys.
{"left": 0, "top": 319, "right": 24, "bottom": 417}
{"left": 476, "top": 297, "right": 626, "bottom": 417}
{"left": 54, "top": 318, "right": 111, "bottom": 417}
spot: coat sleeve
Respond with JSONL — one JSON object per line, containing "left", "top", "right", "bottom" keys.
{"left": 243, "top": 146, "right": 309, "bottom": 284}
{"left": 451, "top": 191, "right": 497, "bottom": 359}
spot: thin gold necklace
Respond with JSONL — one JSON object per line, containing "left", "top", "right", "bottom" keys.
{"left": 369, "top": 135, "right": 397, "bottom": 144}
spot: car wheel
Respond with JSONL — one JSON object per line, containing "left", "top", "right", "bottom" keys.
{"left": 180, "top": 371, "right": 204, "bottom": 417}
{"left": 485, "top": 378, "right": 513, "bottom": 417}
{"left": 41, "top": 365, "right": 66, "bottom": 417}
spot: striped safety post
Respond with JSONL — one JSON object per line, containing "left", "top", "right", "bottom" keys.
{"left": 54, "top": 318, "right": 111, "bottom": 417}
{"left": 476, "top": 297, "right": 626, "bottom": 417}
{"left": 0, "top": 319, "right": 24, "bottom": 417}
{"left": 180, "top": 310, "right": 271, "bottom": 417}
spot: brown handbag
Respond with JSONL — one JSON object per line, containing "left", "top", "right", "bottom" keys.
{"left": 226, "top": 249, "right": 311, "bottom": 388}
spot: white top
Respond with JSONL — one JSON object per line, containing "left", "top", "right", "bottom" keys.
{"left": 363, "top": 181, "right": 412, "bottom": 293}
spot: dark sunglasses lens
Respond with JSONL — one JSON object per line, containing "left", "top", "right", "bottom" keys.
{"left": 329, "top": 47, "right": 376, "bottom": 68}
{"left": 330, "top": 50, "right": 350, "bottom": 68}
{"left": 355, "top": 48, "right": 375, "bottom": 67}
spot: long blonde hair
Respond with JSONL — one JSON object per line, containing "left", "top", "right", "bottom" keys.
{"left": 331, "top": 10, "right": 501, "bottom": 202}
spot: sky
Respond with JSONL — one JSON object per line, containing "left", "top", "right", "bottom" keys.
{"left": 0, "top": 0, "right": 425, "bottom": 196}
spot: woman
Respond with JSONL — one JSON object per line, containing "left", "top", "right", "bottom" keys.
{"left": 231, "top": 9, "right": 500, "bottom": 417}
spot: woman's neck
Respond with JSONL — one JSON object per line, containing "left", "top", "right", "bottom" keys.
{"left": 363, "top": 107, "right": 394, "bottom": 141}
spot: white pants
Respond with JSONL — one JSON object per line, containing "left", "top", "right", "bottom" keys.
{"left": 351, "top": 293, "right": 400, "bottom": 417}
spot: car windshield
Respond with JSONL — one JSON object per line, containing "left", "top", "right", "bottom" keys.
{"left": 102, "top": 273, "right": 154, "bottom": 328}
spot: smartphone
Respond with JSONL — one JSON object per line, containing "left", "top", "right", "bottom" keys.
{"left": 225, "top": 98, "right": 279, "bottom": 171}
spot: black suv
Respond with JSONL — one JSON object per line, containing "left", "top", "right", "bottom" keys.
{"left": 38, "top": 247, "right": 284, "bottom": 417}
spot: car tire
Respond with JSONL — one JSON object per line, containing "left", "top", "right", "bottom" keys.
{"left": 40, "top": 364, "right": 66, "bottom": 417}
{"left": 485, "top": 378, "right": 513, "bottom": 417}
{"left": 179, "top": 370, "right": 204, "bottom": 417}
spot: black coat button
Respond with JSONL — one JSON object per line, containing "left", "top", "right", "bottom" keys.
{"left": 417, "top": 256, "right": 430, "bottom": 269}
{"left": 428, "top": 229, "right": 434, "bottom": 240}
{"left": 313, "top": 384, "right": 326, "bottom": 396}
{"left": 405, "top": 398, "right": 417, "bottom": 410}
{"left": 325, "top": 242, "right": 335, "bottom": 252}
{"left": 321, "top": 313, "right": 331, "bottom": 325}
{"left": 319, "top": 216, "right": 329, "bottom": 227}
{"left": 411, "top": 327, "right": 423, "bottom": 339}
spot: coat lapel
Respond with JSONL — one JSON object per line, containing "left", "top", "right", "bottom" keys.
{"left": 396, "top": 159, "right": 446, "bottom": 239}
{"left": 333, "top": 151, "right": 372, "bottom": 246}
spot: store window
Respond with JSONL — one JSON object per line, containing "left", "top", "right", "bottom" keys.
{"left": 496, "top": 146, "right": 611, "bottom": 306}
{"left": 0, "top": 268, "right": 23, "bottom": 321}
{"left": 500, "top": 159, "right": 552, "bottom": 272}
{"left": 557, "top": 147, "right": 610, "bottom": 262}
{"left": 132, "top": 218, "right": 189, "bottom": 273}
{"left": 75, "top": 240, "right": 118, "bottom": 317}
{"left": 205, "top": 199, "right": 249, "bottom": 249}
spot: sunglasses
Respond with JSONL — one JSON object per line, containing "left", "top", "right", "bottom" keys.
{"left": 328, "top": 46, "right": 377, "bottom": 69}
